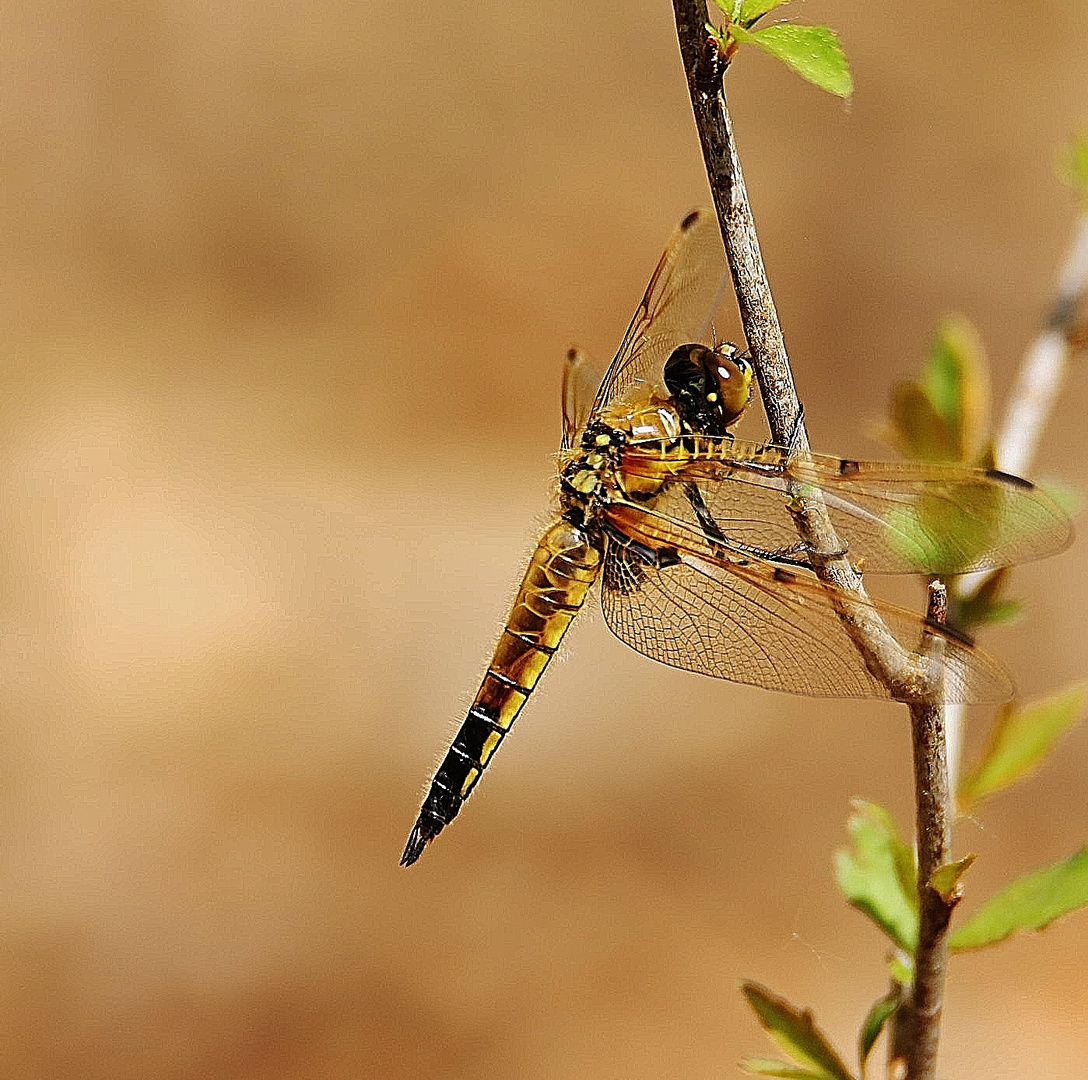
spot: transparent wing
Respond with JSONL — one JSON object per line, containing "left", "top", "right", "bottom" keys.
{"left": 599, "top": 537, "right": 1011, "bottom": 703}
{"left": 617, "top": 439, "right": 1073, "bottom": 575}
{"left": 561, "top": 347, "right": 604, "bottom": 451}
{"left": 590, "top": 209, "right": 729, "bottom": 417}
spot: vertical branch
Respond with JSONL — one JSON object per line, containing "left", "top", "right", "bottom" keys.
{"left": 891, "top": 585, "right": 955, "bottom": 1080}
{"left": 892, "top": 584, "right": 954, "bottom": 1080}
{"left": 894, "top": 699, "right": 952, "bottom": 1080}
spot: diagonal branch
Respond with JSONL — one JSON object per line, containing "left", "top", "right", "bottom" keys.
{"left": 997, "top": 211, "right": 1088, "bottom": 477}
{"left": 945, "top": 211, "right": 1088, "bottom": 795}
{"left": 670, "top": 6, "right": 954, "bottom": 1079}
{"left": 671, "top": 1, "right": 929, "bottom": 704}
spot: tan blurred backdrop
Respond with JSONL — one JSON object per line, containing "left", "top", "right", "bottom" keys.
{"left": 0, "top": 0, "right": 1086, "bottom": 1077}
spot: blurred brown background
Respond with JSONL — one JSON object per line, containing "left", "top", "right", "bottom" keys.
{"left": 0, "top": 0, "right": 1086, "bottom": 1077}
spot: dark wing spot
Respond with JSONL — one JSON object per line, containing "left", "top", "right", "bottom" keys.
{"left": 984, "top": 468, "right": 1034, "bottom": 490}
{"left": 657, "top": 547, "right": 681, "bottom": 568}
{"left": 772, "top": 567, "right": 797, "bottom": 584}
{"left": 680, "top": 209, "right": 702, "bottom": 231}
{"left": 839, "top": 459, "right": 861, "bottom": 477}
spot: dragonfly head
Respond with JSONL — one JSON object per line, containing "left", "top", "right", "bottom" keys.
{"left": 663, "top": 343, "right": 752, "bottom": 436}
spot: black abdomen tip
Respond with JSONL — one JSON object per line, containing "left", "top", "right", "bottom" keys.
{"left": 400, "top": 821, "right": 429, "bottom": 867}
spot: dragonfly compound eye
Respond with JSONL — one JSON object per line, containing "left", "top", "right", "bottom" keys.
{"left": 711, "top": 345, "right": 752, "bottom": 426}
{"left": 663, "top": 343, "right": 708, "bottom": 400}
{"left": 664, "top": 343, "right": 752, "bottom": 435}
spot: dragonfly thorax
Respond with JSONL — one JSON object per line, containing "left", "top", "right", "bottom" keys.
{"left": 559, "top": 403, "right": 684, "bottom": 534}
{"left": 559, "top": 419, "right": 626, "bottom": 508}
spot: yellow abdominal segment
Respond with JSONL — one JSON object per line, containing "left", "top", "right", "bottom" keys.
{"left": 456, "top": 521, "right": 601, "bottom": 797}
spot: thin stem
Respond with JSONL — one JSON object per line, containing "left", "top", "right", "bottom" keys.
{"left": 891, "top": 585, "right": 956, "bottom": 1078}
{"left": 671, "top": 7, "right": 954, "bottom": 1078}
{"left": 895, "top": 698, "right": 953, "bottom": 1080}
{"left": 892, "top": 585, "right": 954, "bottom": 1080}
{"left": 672, "top": 1, "right": 798, "bottom": 448}
{"left": 672, "top": 1, "right": 921, "bottom": 698}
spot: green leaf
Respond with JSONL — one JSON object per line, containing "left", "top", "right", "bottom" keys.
{"left": 878, "top": 320, "right": 1035, "bottom": 575}
{"left": 834, "top": 801, "right": 918, "bottom": 953}
{"left": 929, "top": 854, "right": 977, "bottom": 904}
{"left": 710, "top": 0, "right": 742, "bottom": 22}
{"left": 730, "top": 24, "right": 853, "bottom": 98}
{"left": 952, "top": 567, "right": 1024, "bottom": 633}
{"left": 886, "top": 953, "right": 913, "bottom": 987}
{"left": 888, "top": 316, "right": 989, "bottom": 465}
{"left": 740, "top": 1058, "right": 832, "bottom": 1079}
{"left": 964, "top": 596, "right": 1023, "bottom": 627}
{"left": 922, "top": 316, "right": 988, "bottom": 454}
{"left": 887, "top": 382, "right": 958, "bottom": 463}
{"left": 958, "top": 683, "right": 1088, "bottom": 810}
{"left": 951, "top": 846, "right": 1088, "bottom": 950}
{"left": 706, "top": 20, "right": 729, "bottom": 49}
{"left": 1057, "top": 131, "right": 1088, "bottom": 207}
{"left": 741, "top": 983, "right": 857, "bottom": 1080}
{"left": 924, "top": 336, "right": 964, "bottom": 438}
{"left": 857, "top": 992, "right": 899, "bottom": 1080}
{"left": 739, "top": 0, "right": 792, "bottom": 27}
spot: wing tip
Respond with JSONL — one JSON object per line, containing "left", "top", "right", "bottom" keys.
{"left": 936, "top": 636, "right": 1015, "bottom": 706}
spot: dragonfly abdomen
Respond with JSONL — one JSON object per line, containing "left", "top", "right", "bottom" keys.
{"left": 401, "top": 521, "right": 601, "bottom": 866}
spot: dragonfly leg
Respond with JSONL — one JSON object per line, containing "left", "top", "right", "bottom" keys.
{"left": 600, "top": 523, "right": 684, "bottom": 595}
{"left": 787, "top": 405, "right": 807, "bottom": 454}
{"left": 681, "top": 481, "right": 817, "bottom": 569}
{"left": 682, "top": 480, "right": 730, "bottom": 559}
{"left": 761, "top": 404, "right": 807, "bottom": 454}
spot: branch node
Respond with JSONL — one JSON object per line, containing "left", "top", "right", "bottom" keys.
{"left": 696, "top": 33, "right": 729, "bottom": 94}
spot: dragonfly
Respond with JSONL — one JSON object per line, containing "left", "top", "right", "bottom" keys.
{"left": 400, "top": 208, "right": 1072, "bottom": 866}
